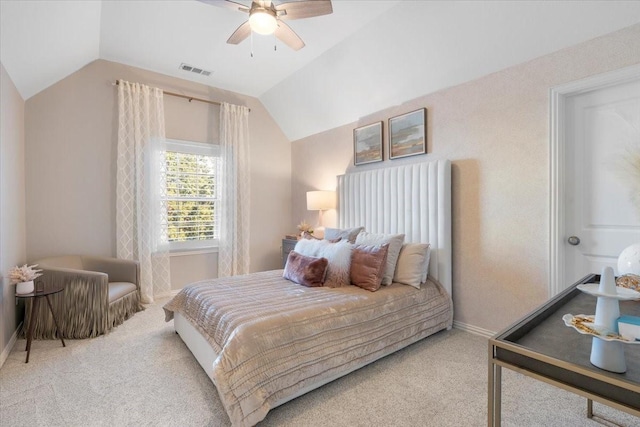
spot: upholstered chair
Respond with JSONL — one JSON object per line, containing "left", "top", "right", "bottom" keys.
{"left": 25, "top": 255, "right": 143, "bottom": 339}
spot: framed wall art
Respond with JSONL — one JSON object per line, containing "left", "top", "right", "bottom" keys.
{"left": 353, "top": 121, "right": 383, "bottom": 166}
{"left": 388, "top": 108, "right": 426, "bottom": 160}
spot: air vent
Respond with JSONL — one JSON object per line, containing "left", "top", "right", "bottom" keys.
{"left": 179, "top": 63, "right": 212, "bottom": 77}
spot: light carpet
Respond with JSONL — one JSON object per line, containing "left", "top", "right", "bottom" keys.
{"left": 0, "top": 298, "right": 637, "bottom": 427}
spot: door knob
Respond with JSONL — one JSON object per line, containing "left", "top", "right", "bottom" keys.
{"left": 568, "top": 236, "right": 580, "bottom": 246}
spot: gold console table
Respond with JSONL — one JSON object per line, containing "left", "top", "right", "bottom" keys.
{"left": 488, "top": 273, "right": 640, "bottom": 426}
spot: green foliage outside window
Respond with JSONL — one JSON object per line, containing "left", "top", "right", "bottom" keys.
{"left": 165, "top": 151, "right": 218, "bottom": 242}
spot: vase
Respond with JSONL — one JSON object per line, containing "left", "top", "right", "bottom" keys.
{"left": 16, "top": 280, "right": 34, "bottom": 294}
{"left": 618, "top": 243, "right": 640, "bottom": 275}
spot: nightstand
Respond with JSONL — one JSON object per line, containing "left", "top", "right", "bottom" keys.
{"left": 282, "top": 238, "right": 298, "bottom": 268}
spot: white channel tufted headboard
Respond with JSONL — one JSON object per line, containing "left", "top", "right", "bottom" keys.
{"left": 337, "top": 160, "right": 452, "bottom": 297}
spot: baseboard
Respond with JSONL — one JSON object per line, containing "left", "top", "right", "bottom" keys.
{"left": 453, "top": 320, "right": 495, "bottom": 338}
{"left": 0, "top": 321, "right": 22, "bottom": 368}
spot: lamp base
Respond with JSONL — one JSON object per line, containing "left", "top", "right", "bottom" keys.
{"left": 313, "top": 226, "right": 325, "bottom": 239}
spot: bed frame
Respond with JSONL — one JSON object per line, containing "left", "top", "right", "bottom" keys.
{"left": 174, "top": 158, "right": 452, "bottom": 403}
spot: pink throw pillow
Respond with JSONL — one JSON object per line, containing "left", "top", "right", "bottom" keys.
{"left": 350, "top": 243, "right": 389, "bottom": 291}
{"left": 283, "top": 251, "right": 328, "bottom": 287}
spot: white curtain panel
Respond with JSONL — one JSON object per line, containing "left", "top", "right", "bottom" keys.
{"left": 116, "top": 80, "right": 171, "bottom": 303}
{"left": 219, "top": 102, "right": 251, "bottom": 277}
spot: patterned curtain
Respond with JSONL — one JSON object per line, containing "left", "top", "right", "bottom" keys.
{"left": 116, "top": 80, "right": 171, "bottom": 303}
{"left": 218, "top": 102, "right": 251, "bottom": 277}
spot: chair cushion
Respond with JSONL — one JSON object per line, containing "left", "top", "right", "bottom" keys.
{"left": 108, "top": 282, "right": 137, "bottom": 303}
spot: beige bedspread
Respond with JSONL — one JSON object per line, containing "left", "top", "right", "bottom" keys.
{"left": 164, "top": 270, "right": 452, "bottom": 427}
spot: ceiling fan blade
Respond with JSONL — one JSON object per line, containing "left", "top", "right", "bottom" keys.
{"left": 227, "top": 21, "right": 252, "bottom": 44}
{"left": 274, "top": 20, "right": 305, "bottom": 50}
{"left": 197, "top": 0, "right": 250, "bottom": 13}
{"left": 277, "top": 0, "right": 332, "bottom": 20}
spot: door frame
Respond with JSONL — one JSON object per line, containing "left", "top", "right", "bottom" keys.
{"left": 549, "top": 63, "right": 640, "bottom": 297}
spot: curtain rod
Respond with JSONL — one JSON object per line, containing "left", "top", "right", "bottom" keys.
{"left": 113, "top": 80, "right": 250, "bottom": 111}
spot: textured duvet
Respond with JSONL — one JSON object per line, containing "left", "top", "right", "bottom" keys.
{"left": 164, "top": 270, "right": 452, "bottom": 427}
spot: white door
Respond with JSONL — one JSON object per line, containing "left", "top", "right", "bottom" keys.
{"left": 563, "top": 77, "right": 640, "bottom": 287}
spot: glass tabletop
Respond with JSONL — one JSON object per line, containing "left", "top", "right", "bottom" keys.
{"left": 15, "top": 282, "right": 64, "bottom": 298}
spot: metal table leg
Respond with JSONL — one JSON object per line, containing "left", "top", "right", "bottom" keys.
{"left": 45, "top": 294, "right": 65, "bottom": 348}
{"left": 488, "top": 342, "right": 502, "bottom": 427}
{"left": 25, "top": 297, "right": 39, "bottom": 363}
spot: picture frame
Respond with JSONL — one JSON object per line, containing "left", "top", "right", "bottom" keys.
{"left": 388, "top": 108, "right": 427, "bottom": 160}
{"left": 353, "top": 121, "right": 383, "bottom": 166}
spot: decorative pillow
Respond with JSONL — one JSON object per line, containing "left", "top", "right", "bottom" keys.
{"left": 355, "top": 232, "right": 405, "bottom": 285}
{"left": 350, "top": 243, "right": 389, "bottom": 292}
{"left": 421, "top": 246, "right": 431, "bottom": 283}
{"left": 283, "top": 251, "right": 328, "bottom": 287}
{"left": 393, "top": 243, "right": 431, "bottom": 289}
{"left": 294, "top": 239, "right": 353, "bottom": 288}
{"left": 324, "top": 227, "right": 364, "bottom": 244}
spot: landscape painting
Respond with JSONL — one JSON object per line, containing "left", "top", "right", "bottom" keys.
{"left": 389, "top": 108, "right": 426, "bottom": 159}
{"left": 354, "top": 121, "right": 383, "bottom": 166}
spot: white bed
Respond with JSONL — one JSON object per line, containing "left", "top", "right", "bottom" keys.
{"left": 170, "top": 159, "right": 452, "bottom": 425}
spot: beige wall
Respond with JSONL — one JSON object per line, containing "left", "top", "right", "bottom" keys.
{"left": 0, "top": 62, "right": 27, "bottom": 365}
{"left": 292, "top": 24, "right": 640, "bottom": 333}
{"left": 25, "top": 59, "right": 291, "bottom": 289}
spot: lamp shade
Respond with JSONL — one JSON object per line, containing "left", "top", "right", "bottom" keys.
{"left": 306, "top": 190, "right": 336, "bottom": 211}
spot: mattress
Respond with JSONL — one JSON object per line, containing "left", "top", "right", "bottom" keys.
{"left": 164, "top": 269, "right": 452, "bottom": 427}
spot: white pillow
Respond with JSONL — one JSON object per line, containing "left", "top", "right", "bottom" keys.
{"left": 393, "top": 243, "right": 431, "bottom": 289}
{"left": 324, "top": 226, "right": 364, "bottom": 243}
{"left": 294, "top": 239, "right": 353, "bottom": 288}
{"left": 355, "top": 231, "right": 405, "bottom": 285}
{"left": 421, "top": 246, "right": 431, "bottom": 283}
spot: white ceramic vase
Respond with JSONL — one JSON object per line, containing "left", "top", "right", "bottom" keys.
{"left": 16, "top": 280, "right": 34, "bottom": 294}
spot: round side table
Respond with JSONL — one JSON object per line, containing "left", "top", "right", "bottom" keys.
{"left": 15, "top": 281, "right": 66, "bottom": 363}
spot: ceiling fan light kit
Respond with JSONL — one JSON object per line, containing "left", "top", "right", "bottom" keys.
{"left": 248, "top": 8, "right": 278, "bottom": 35}
{"left": 200, "top": 0, "right": 333, "bottom": 51}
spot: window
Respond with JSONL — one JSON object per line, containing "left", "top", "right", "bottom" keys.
{"left": 163, "top": 139, "right": 220, "bottom": 251}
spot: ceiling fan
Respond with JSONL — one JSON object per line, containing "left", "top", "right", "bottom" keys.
{"left": 199, "top": 0, "right": 333, "bottom": 51}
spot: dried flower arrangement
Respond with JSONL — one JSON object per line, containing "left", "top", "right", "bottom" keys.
{"left": 615, "top": 119, "right": 640, "bottom": 215}
{"left": 8, "top": 264, "right": 42, "bottom": 284}
{"left": 622, "top": 141, "right": 640, "bottom": 214}
{"left": 297, "top": 220, "right": 313, "bottom": 235}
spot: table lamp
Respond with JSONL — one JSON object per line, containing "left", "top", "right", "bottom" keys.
{"left": 306, "top": 190, "right": 336, "bottom": 238}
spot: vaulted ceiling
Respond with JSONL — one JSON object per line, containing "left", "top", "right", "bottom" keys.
{"left": 2, "top": 1, "right": 639, "bottom": 141}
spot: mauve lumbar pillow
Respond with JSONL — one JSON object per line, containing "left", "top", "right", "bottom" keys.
{"left": 283, "top": 251, "right": 328, "bottom": 287}
{"left": 294, "top": 238, "right": 353, "bottom": 288}
{"left": 350, "top": 243, "right": 390, "bottom": 292}
{"left": 354, "top": 231, "right": 405, "bottom": 285}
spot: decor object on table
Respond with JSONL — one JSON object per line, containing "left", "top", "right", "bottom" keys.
{"left": 297, "top": 220, "right": 314, "bottom": 237}
{"left": 565, "top": 266, "right": 640, "bottom": 373}
{"left": 616, "top": 273, "right": 640, "bottom": 291}
{"left": 618, "top": 242, "right": 640, "bottom": 275}
{"left": 615, "top": 128, "right": 640, "bottom": 216}
{"left": 9, "top": 264, "right": 42, "bottom": 294}
{"left": 354, "top": 121, "right": 383, "bottom": 165}
{"left": 306, "top": 190, "right": 335, "bottom": 238}
{"left": 617, "top": 315, "right": 640, "bottom": 341}
{"left": 389, "top": 108, "right": 426, "bottom": 160}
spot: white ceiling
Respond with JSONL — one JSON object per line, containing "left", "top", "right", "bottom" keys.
{"left": 2, "top": 1, "right": 639, "bottom": 141}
